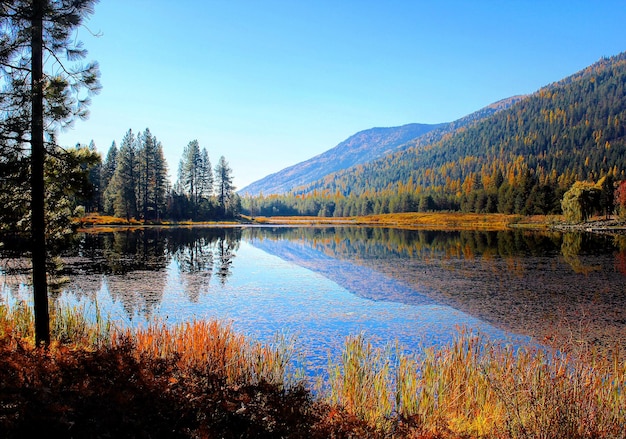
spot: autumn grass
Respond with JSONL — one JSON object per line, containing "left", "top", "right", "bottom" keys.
{"left": 253, "top": 212, "right": 557, "bottom": 231}
{"left": 1, "top": 302, "right": 625, "bottom": 438}
{"left": 115, "top": 321, "right": 300, "bottom": 389}
{"left": 327, "top": 331, "right": 626, "bottom": 438}
{"left": 77, "top": 211, "right": 563, "bottom": 233}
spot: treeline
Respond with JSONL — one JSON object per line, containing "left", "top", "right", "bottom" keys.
{"left": 242, "top": 52, "right": 626, "bottom": 220}
{"left": 241, "top": 175, "right": 626, "bottom": 222}
{"left": 87, "top": 128, "right": 240, "bottom": 221}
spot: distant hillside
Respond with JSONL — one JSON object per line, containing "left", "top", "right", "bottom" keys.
{"left": 242, "top": 52, "right": 626, "bottom": 217}
{"left": 239, "top": 123, "right": 442, "bottom": 196}
{"left": 296, "top": 52, "right": 626, "bottom": 204}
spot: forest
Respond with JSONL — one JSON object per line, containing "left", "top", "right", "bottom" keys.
{"left": 0, "top": 128, "right": 241, "bottom": 255}
{"left": 241, "top": 52, "right": 626, "bottom": 221}
{"left": 94, "top": 130, "right": 240, "bottom": 222}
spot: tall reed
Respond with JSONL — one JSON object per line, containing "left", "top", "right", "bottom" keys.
{"left": 0, "top": 299, "right": 110, "bottom": 347}
{"left": 327, "top": 334, "right": 394, "bottom": 429}
{"left": 326, "top": 330, "right": 626, "bottom": 438}
{"left": 118, "top": 320, "right": 298, "bottom": 388}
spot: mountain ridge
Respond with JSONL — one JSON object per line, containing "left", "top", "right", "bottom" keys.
{"left": 240, "top": 95, "right": 525, "bottom": 197}
{"left": 239, "top": 123, "right": 443, "bottom": 196}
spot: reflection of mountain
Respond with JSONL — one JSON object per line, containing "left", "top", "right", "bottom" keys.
{"left": 249, "top": 237, "right": 436, "bottom": 306}
{"left": 245, "top": 227, "right": 626, "bottom": 353}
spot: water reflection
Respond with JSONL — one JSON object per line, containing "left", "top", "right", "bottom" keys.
{"left": 2, "top": 226, "right": 625, "bottom": 355}
{"left": 57, "top": 227, "right": 241, "bottom": 317}
{"left": 245, "top": 227, "right": 626, "bottom": 353}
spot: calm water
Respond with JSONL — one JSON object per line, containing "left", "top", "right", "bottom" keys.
{"left": 2, "top": 226, "right": 626, "bottom": 374}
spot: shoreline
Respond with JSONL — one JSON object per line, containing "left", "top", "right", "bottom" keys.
{"left": 75, "top": 212, "right": 626, "bottom": 235}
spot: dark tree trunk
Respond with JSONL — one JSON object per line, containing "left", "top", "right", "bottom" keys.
{"left": 31, "top": 0, "right": 50, "bottom": 346}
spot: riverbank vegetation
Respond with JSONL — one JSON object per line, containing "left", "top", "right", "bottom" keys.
{"left": 1, "top": 302, "right": 624, "bottom": 438}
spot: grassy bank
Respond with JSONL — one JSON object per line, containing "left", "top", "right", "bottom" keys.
{"left": 1, "top": 302, "right": 624, "bottom": 438}
{"left": 249, "top": 212, "right": 561, "bottom": 231}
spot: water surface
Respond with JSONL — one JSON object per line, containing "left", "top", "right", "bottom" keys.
{"left": 2, "top": 226, "right": 625, "bottom": 372}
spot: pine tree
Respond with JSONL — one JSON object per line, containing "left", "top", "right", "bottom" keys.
{"left": 107, "top": 129, "right": 138, "bottom": 220}
{"left": 0, "top": 0, "right": 100, "bottom": 345}
{"left": 101, "top": 141, "right": 118, "bottom": 214}
{"left": 215, "top": 155, "right": 235, "bottom": 218}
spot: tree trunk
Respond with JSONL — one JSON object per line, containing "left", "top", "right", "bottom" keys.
{"left": 31, "top": 0, "right": 50, "bottom": 346}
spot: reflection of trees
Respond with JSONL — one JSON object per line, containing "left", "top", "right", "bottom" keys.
{"left": 560, "top": 233, "right": 601, "bottom": 274}
{"left": 246, "top": 227, "right": 564, "bottom": 261}
{"left": 167, "top": 227, "right": 241, "bottom": 299}
{"left": 61, "top": 227, "right": 243, "bottom": 313}
{"left": 105, "top": 272, "right": 166, "bottom": 321}
{"left": 73, "top": 229, "right": 170, "bottom": 275}
{"left": 169, "top": 229, "right": 215, "bottom": 301}
{"left": 246, "top": 225, "right": 626, "bottom": 354}
{"left": 216, "top": 230, "right": 240, "bottom": 285}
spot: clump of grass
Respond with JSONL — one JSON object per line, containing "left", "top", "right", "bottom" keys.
{"left": 0, "top": 299, "right": 112, "bottom": 348}
{"left": 325, "top": 330, "right": 626, "bottom": 438}
{"left": 50, "top": 300, "right": 111, "bottom": 347}
{"left": 116, "top": 320, "right": 299, "bottom": 388}
{"left": 0, "top": 300, "right": 33, "bottom": 340}
{"left": 327, "top": 334, "right": 394, "bottom": 430}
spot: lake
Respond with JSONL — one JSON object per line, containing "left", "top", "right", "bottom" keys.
{"left": 2, "top": 226, "right": 626, "bottom": 374}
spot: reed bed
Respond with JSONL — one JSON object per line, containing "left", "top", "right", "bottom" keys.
{"left": 116, "top": 320, "right": 298, "bottom": 388}
{"left": 1, "top": 301, "right": 625, "bottom": 438}
{"left": 327, "top": 330, "right": 626, "bottom": 438}
{"left": 0, "top": 299, "right": 110, "bottom": 348}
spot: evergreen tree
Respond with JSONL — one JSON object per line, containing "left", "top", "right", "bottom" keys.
{"left": 178, "top": 140, "right": 202, "bottom": 205}
{"left": 598, "top": 175, "right": 615, "bottom": 219}
{"left": 84, "top": 140, "right": 101, "bottom": 212}
{"left": 106, "top": 129, "right": 138, "bottom": 220}
{"left": 215, "top": 155, "right": 236, "bottom": 218}
{"left": 101, "top": 141, "right": 118, "bottom": 214}
{"left": 135, "top": 128, "right": 167, "bottom": 221}
{"left": 0, "top": 0, "right": 100, "bottom": 345}
{"left": 153, "top": 140, "right": 168, "bottom": 221}
{"left": 198, "top": 147, "right": 213, "bottom": 199}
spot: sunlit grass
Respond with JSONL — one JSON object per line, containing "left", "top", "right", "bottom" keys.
{"left": 253, "top": 212, "right": 544, "bottom": 231}
{"left": 118, "top": 321, "right": 299, "bottom": 388}
{"left": 1, "top": 301, "right": 625, "bottom": 438}
{"left": 0, "top": 299, "right": 111, "bottom": 348}
{"left": 326, "top": 330, "right": 626, "bottom": 438}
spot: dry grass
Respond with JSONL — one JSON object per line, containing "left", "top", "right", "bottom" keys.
{"left": 326, "top": 330, "right": 626, "bottom": 438}
{"left": 1, "top": 301, "right": 625, "bottom": 438}
{"left": 74, "top": 213, "right": 143, "bottom": 227}
{"left": 254, "top": 212, "right": 538, "bottom": 231}
{"left": 116, "top": 320, "right": 299, "bottom": 388}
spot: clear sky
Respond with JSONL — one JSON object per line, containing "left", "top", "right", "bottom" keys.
{"left": 57, "top": 0, "right": 626, "bottom": 190}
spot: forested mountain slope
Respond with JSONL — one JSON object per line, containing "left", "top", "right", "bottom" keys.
{"left": 241, "top": 94, "right": 525, "bottom": 197}
{"left": 239, "top": 123, "right": 442, "bottom": 196}
{"left": 297, "top": 53, "right": 626, "bottom": 204}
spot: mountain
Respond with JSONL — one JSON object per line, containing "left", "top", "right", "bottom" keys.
{"left": 240, "top": 94, "right": 526, "bottom": 197}
{"left": 293, "top": 52, "right": 626, "bottom": 207}
{"left": 239, "top": 123, "right": 443, "bottom": 196}
{"left": 241, "top": 52, "right": 626, "bottom": 217}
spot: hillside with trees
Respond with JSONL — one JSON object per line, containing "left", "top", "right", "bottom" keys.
{"left": 242, "top": 53, "right": 626, "bottom": 219}
{"left": 239, "top": 123, "right": 443, "bottom": 196}
{"left": 241, "top": 97, "right": 526, "bottom": 197}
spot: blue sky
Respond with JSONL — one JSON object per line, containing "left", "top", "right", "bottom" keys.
{"left": 57, "top": 1, "right": 626, "bottom": 189}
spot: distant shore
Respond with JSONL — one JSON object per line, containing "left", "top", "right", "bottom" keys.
{"left": 76, "top": 212, "right": 626, "bottom": 235}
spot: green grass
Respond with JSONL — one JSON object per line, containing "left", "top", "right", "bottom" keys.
{"left": 1, "top": 301, "right": 625, "bottom": 438}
